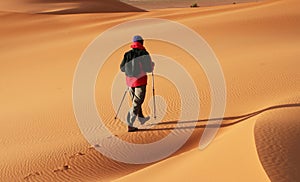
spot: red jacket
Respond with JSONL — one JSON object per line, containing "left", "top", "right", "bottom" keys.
{"left": 120, "top": 42, "right": 154, "bottom": 87}
{"left": 126, "top": 75, "right": 148, "bottom": 87}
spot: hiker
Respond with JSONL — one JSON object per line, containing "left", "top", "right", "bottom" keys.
{"left": 120, "top": 35, "right": 154, "bottom": 132}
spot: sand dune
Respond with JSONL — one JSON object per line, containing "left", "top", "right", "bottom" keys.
{"left": 0, "top": 0, "right": 299, "bottom": 181}
{"left": 0, "top": 0, "right": 145, "bottom": 14}
{"left": 116, "top": 115, "right": 270, "bottom": 182}
{"left": 121, "top": 0, "right": 263, "bottom": 10}
{"left": 255, "top": 102, "right": 300, "bottom": 182}
{"left": 116, "top": 103, "right": 300, "bottom": 182}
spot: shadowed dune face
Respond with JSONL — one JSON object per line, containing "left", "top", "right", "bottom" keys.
{"left": 255, "top": 107, "right": 300, "bottom": 182}
{"left": 0, "top": 0, "right": 146, "bottom": 14}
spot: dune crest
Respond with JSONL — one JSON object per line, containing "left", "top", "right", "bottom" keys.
{"left": 121, "top": 0, "right": 263, "bottom": 10}
{"left": 0, "top": 0, "right": 145, "bottom": 14}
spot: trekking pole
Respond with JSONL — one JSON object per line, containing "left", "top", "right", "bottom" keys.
{"left": 152, "top": 71, "right": 157, "bottom": 119}
{"left": 114, "top": 87, "right": 128, "bottom": 120}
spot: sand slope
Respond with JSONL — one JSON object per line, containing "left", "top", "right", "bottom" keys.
{"left": 0, "top": 0, "right": 299, "bottom": 181}
{"left": 116, "top": 116, "right": 270, "bottom": 182}
{"left": 255, "top": 104, "right": 300, "bottom": 182}
{"left": 0, "top": 0, "right": 145, "bottom": 14}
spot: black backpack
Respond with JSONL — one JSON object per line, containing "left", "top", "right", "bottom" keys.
{"left": 125, "top": 57, "right": 141, "bottom": 77}
{"left": 124, "top": 49, "right": 152, "bottom": 77}
{"left": 124, "top": 50, "right": 143, "bottom": 77}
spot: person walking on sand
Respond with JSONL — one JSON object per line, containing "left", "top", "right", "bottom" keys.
{"left": 120, "top": 35, "right": 154, "bottom": 132}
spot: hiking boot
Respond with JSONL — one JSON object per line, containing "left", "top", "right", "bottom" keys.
{"left": 138, "top": 116, "right": 150, "bottom": 125}
{"left": 128, "top": 126, "right": 138, "bottom": 132}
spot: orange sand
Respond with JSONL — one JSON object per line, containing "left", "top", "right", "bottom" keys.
{"left": 0, "top": 0, "right": 299, "bottom": 181}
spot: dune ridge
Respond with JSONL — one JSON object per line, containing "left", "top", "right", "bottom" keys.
{"left": 0, "top": 0, "right": 145, "bottom": 14}
{"left": 121, "top": 0, "right": 264, "bottom": 10}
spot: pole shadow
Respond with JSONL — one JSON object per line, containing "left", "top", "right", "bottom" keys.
{"left": 138, "top": 103, "right": 300, "bottom": 132}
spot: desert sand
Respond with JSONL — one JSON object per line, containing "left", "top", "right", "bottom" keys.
{"left": 0, "top": 0, "right": 299, "bottom": 181}
{"left": 121, "top": 0, "right": 262, "bottom": 10}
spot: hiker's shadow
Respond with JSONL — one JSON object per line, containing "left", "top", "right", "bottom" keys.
{"left": 138, "top": 103, "right": 300, "bottom": 132}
